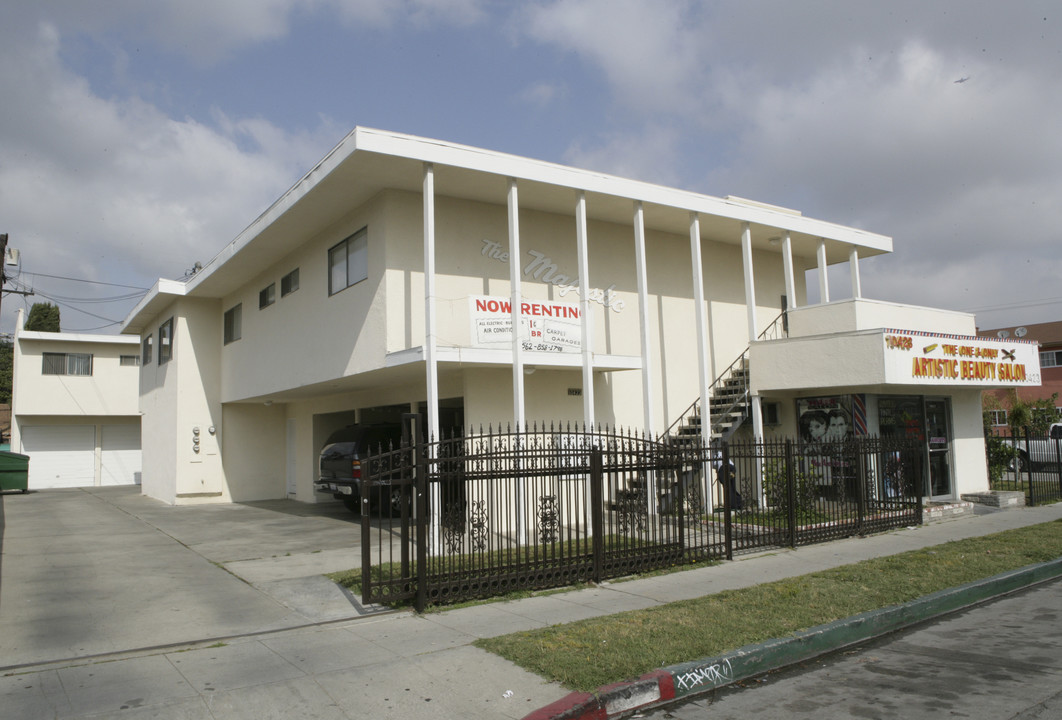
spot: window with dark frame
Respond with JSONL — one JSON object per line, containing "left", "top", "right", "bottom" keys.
{"left": 159, "top": 317, "right": 174, "bottom": 364}
{"left": 143, "top": 334, "right": 153, "bottom": 365}
{"left": 328, "top": 228, "right": 368, "bottom": 295}
{"left": 224, "top": 304, "right": 242, "bottom": 344}
{"left": 42, "top": 352, "right": 93, "bottom": 376}
{"left": 120, "top": 355, "right": 140, "bottom": 367}
{"left": 281, "top": 268, "right": 299, "bottom": 297}
{"left": 1040, "top": 350, "right": 1062, "bottom": 368}
{"left": 259, "top": 283, "right": 276, "bottom": 309}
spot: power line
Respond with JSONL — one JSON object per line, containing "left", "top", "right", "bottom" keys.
{"left": 966, "top": 295, "right": 1062, "bottom": 314}
{"left": 22, "top": 271, "right": 150, "bottom": 291}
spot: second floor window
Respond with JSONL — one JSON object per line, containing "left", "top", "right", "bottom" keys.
{"left": 259, "top": 283, "right": 276, "bottom": 309}
{"left": 159, "top": 318, "right": 174, "bottom": 364}
{"left": 329, "top": 228, "right": 367, "bottom": 295}
{"left": 1040, "top": 350, "right": 1062, "bottom": 368}
{"left": 42, "top": 352, "right": 93, "bottom": 376}
{"left": 224, "top": 304, "right": 242, "bottom": 344}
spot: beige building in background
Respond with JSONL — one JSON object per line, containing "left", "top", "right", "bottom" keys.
{"left": 11, "top": 309, "right": 142, "bottom": 488}
{"left": 120, "top": 128, "right": 1039, "bottom": 507}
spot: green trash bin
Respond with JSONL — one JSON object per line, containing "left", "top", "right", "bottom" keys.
{"left": 0, "top": 450, "right": 30, "bottom": 492}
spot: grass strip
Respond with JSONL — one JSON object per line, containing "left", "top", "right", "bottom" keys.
{"left": 474, "top": 519, "right": 1062, "bottom": 692}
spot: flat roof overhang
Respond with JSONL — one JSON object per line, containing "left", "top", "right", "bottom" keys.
{"left": 123, "top": 128, "right": 892, "bottom": 335}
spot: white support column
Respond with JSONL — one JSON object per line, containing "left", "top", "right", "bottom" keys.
{"left": 817, "top": 239, "right": 830, "bottom": 304}
{"left": 423, "top": 163, "right": 441, "bottom": 553}
{"left": 690, "top": 213, "right": 711, "bottom": 449}
{"left": 575, "top": 190, "right": 595, "bottom": 428}
{"left": 633, "top": 201, "right": 655, "bottom": 437}
{"left": 782, "top": 231, "right": 797, "bottom": 309}
{"left": 690, "top": 212, "right": 713, "bottom": 512}
{"left": 849, "top": 246, "right": 862, "bottom": 299}
{"left": 508, "top": 178, "right": 525, "bottom": 430}
{"left": 423, "top": 163, "right": 440, "bottom": 442}
{"left": 741, "top": 222, "right": 757, "bottom": 342}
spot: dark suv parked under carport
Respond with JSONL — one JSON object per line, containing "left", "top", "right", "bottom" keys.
{"left": 316, "top": 424, "right": 404, "bottom": 514}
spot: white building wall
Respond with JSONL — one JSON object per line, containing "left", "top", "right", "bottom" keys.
{"left": 951, "top": 389, "right": 990, "bottom": 495}
{"left": 218, "top": 194, "right": 388, "bottom": 404}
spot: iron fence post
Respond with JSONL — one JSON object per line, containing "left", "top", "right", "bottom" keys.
{"left": 916, "top": 448, "right": 924, "bottom": 524}
{"left": 1025, "top": 426, "right": 1036, "bottom": 507}
{"left": 590, "top": 447, "right": 604, "bottom": 583}
{"left": 1056, "top": 434, "right": 1062, "bottom": 501}
{"left": 414, "top": 421, "right": 428, "bottom": 612}
{"left": 785, "top": 439, "right": 796, "bottom": 548}
{"left": 722, "top": 442, "right": 733, "bottom": 561}
{"left": 856, "top": 440, "right": 867, "bottom": 535}
{"left": 361, "top": 467, "right": 372, "bottom": 606}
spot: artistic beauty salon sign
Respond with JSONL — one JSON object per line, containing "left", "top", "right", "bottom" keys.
{"left": 882, "top": 329, "right": 1040, "bottom": 386}
{"left": 470, "top": 296, "right": 581, "bottom": 353}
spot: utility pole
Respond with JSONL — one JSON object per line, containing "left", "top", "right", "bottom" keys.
{"left": 0, "top": 234, "right": 34, "bottom": 336}
{"left": 1, "top": 233, "right": 7, "bottom": 326}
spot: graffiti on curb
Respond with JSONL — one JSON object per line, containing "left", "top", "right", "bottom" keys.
{"left": 674, "top": 658, "right": 734, "bottom": 692}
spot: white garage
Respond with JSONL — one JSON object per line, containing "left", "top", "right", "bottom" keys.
{"left": 20, "top": 425, "right": 96, "bottom": 489}
{"left": 19, "top": 423, "right": 143, "bottom": 489}
{"left": 101, "top": 424, "right": 142, "bottom": 486}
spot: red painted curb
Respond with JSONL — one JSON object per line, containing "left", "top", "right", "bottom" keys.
{"left": 521, "top": 669, "right": 673, "bottom": 720}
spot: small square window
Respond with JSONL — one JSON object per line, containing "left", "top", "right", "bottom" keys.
{"left": 281, "top": 268, "right": 299, "bottom": 297}
{"left": 224, "top": 304, "right": 242, "bottom": 345}
{"left": 120, "top": 354, "right": 140, "bottom": 367}
{"left": 158, "top": 318, "right": 174, "bottom": 364}
{"left": 259, "top": 283, "right": 276, "bottom": 309}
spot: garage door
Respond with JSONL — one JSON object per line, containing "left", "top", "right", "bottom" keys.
{"left": 101, "top": 424, "right": 142, "bottom": 486}
{"left": 20, "top": 425, "right": 96, "bottom": 489}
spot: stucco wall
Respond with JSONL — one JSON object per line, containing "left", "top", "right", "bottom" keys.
{"left": 13, "top": 335, "right": 140, "bottom": 417}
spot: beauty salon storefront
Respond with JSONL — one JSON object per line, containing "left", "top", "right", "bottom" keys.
{"left": 752, "top": 306, "right": 1042, "bottom": 500}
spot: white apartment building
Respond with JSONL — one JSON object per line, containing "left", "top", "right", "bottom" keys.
{"left": 120, "top": 128, "right": 1039, "bottom": 506}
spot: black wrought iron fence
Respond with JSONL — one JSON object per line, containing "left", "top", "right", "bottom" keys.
{"left": 722, "top": 437, "right": 923, "bottom": 550}
{"left": 990, "top": 429, "right": 1062, "bottom": 506}
{"left": 360, "top": 424, "right": 923, "bottom": 610}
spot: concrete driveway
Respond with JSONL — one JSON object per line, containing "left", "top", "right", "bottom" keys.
{"left": 0, "top": 486, "right": 372, "bottom": 669}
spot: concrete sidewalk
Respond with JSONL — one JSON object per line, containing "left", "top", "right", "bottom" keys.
{"left": 1, "top": 487, "right": 1061, "bottom": 719}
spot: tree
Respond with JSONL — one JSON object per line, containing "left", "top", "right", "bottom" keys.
{"left": 25, "top": 302, "right": 60, "bottom": 332}
{"left": 0, "top": 339, "right": 12, "bottom": 404}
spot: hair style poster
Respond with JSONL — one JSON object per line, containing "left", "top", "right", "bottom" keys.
{"left": 797, "top": 395, "right": 853, "bottom": 448}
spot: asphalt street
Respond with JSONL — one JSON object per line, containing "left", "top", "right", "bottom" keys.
{"left": 641, "top": 578, "right": 1062, "bottom": 720}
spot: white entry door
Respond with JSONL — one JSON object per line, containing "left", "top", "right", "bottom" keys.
{"left": 286, "top": 418, "right": 297, "bottom": 496}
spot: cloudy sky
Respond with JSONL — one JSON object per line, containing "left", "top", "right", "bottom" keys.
{"left": 1, "top": 1, "right": 1059, "bottom": 334}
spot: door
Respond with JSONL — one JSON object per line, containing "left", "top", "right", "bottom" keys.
{"left": 286, "top": 418, "right": 297, "bottom": 496}
{"left": 101, "top": 424, "right": 142, "bottom": 485}
{"left": 925, "top": 398, "right": 953, "bottom": 498}
{"left": 21, "top": 425, "right": 96, "bottom": 488}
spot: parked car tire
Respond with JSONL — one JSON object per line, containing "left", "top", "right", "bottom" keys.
{"left": 1008, "top": 452, "right": 1029, "bottom": 473}
{"left": 341, "top": 495, "right": 361, "bottom": 513}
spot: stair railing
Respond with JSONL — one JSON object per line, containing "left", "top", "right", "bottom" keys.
{"left": 660, "top": 310, "right": 788, "bottom": 443}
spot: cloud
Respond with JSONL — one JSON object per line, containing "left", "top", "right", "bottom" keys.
{"left": 0, "top": 22, "right": 336, "bottom": 329}
{"left": 3, "top": 0, "right": 489, "bottom": 66}
{"left": 522, "top": 0, "right": 704, "bottom": 115}
{"left": 519, "top": 2, "right": 1062, "bottom": 324}
{"left": 561, "top": 126, "right": 684, "bottom": 188}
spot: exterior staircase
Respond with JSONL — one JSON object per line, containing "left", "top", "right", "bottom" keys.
{"left": 662, "top": 310, "right": 788, "bottom": 450}
{"left": 664, "top": 354, "right": 751, "bottom": 450}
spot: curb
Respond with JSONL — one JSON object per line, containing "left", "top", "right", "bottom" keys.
{"left": 522, "top": 557, "right": 1062, "bottom": 720}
